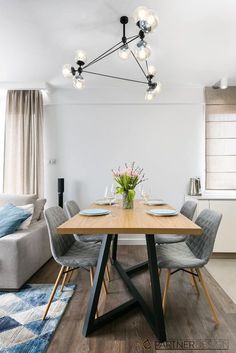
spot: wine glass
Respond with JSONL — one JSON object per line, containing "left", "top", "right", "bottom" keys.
{"left": 138, "top": 184, "right": 144, "bottom": 200}
{"left": 111, "top": 184, "right": 117, "bottom": 201}
{"left": 104, "top": 184, "right": 115, "bottom": 205}
{"left": 141, "top": 187, "right": 151, "bottom": 202}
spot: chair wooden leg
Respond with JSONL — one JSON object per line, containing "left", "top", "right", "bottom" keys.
{"left": 42, "top": 266, "right": 65, "bottom": 320}
{"left": 105, "top": 264, "right": 111, "bottom": 282}
{"left": 108, "top": 256, "right": 112, "bottom": 267}
{"left": 189, "top": 268, "right": 200, "bottom": 295}
{"left": 196, "top": 268, "right": 219, "bottom": 325}
{"left": 162, "top": 269, "right": 171, "bottom": 313}
{"left": 60, "top": 266, "right": 70, "bottom": 292}
{"left": 102, "top": 277, "right": 108, "bottom": 295}
{"left": 90, "top": 267, "right": 94, "bottom": 286}
{"left": 67, "top": 268, "right": 74, "bottom": 283}
{"left": 189, "top": 271, "right": 195, "bottom": 286}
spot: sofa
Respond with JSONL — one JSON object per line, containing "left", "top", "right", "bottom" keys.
{"left": 0, "top": 193, "right": 52, "bottom": 290}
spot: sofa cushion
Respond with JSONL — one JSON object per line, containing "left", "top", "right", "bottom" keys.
{"left": 17, "top": 204, "right": 34, "bottom": 229}
{"left": 32, "top": 198, "right": 46, "bottom": 221}
{"left": 0, "top": 203, "right": 32, "bottom": 238}
{"left": 0, "top": 193, "right": 37, "bottom": 207}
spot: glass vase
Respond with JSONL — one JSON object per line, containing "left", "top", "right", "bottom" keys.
{"left": 122, "top": 192, "right": 134, "bottom": 209}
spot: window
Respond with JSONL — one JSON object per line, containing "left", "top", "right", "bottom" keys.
{"left": 205, "top": 88, "right": 236, "bottom": 190}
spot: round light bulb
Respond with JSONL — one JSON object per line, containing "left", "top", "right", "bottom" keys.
{"left": 148, "top": 65, "right": 157, "bottom": 76}
{"left": 154, "top": 81, "right": 162, "bottom": 94}
{"left": 73, "top": 75, "right": 85, "bottom": 89}
{"left": 62, "top": 64, "right": 72, "bottom": 78}
{"left": 118, "top": 45, "right": 130, "bottom": 60}
{"left": 133, "top": 6, "right": 149, "bottom": 23}
{"left": 145, "top": 91, "right": 154, "bottom": 101}
{"left": 75, "top": 49, "right": 87, "bottom": 63}
{"left": 135, "top": 44, "right": 151, "bottom": 61}
{"left": 146, "top": 10, "right": 159, "bottom": 32}
{"left": 145, "top": 81, "right": 161, "bottom": 101}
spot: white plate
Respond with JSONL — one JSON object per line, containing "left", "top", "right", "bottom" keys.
{"left": 79, "top": 208, "right": 111, "bottom": 216}
{"left": 144, "top": 200, "right": 165, "bottom": 206}
{"left": 146, "top": 209, "right": 178, "bottom": 216}
{"left": 95, "top": 199, "right": 116, "bottom": 205}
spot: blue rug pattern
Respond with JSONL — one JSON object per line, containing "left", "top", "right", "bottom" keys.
{"left": 0, "top": 283, "right": 76, "bottom": 353}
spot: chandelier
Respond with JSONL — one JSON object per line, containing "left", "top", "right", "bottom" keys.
{"left": 62, "top": 6, "right": 161, "bottom": 101}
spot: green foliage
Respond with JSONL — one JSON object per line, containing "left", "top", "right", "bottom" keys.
{"left": 114, "top": 175, "right": 140, "bottom": 194}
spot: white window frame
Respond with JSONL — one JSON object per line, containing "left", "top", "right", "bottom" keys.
{"left": 205, "top": 104, "right": 236, "bottom": 195}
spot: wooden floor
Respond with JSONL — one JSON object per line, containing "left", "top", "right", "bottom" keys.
{"left": 30, "top": 246, "right": 236, "bottom": 353}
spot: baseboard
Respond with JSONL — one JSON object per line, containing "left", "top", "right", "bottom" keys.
{"left": 118, "top": 240, "right": 236, "bottom": 257}
{"left": 118, "top": 238, "right": 146, "bottom": 245}
{"left": 211, "top": 252, "right": 236, "bottom": 259}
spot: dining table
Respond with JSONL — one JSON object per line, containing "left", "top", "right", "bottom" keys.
{"left": 57, "top": 200, "right": 202, "bottom": 342}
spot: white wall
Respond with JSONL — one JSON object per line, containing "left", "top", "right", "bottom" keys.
{"left": 44, "top": 86, "right": 205, "bottom": 243}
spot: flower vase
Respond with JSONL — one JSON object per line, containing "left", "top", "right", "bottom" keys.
{"left": 122, "top": 192, "right": 134, "bottom": 209}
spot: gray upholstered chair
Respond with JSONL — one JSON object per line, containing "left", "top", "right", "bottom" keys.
{"left": 156, "top": 208, "right": 222, "bottom": 324}
{"left": 155, "top": 200, "right": 197, "bottom": 244}
{"left": 64, "top": 200, "right": 112, "bottom": 282}
{"left": 64, "top": 200, "right": 104, "bottom": 243}
{"left": 43, "top": 206, "right": 108, "bottom": 320}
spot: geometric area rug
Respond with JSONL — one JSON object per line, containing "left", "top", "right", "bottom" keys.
{"left": 0, "top": 283, "right": 76, "bottom": 353}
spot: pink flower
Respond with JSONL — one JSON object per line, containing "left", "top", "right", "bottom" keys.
{"left": 131, "top": 171, "right": 138, "bottom": 177}
{"left": 126, "top": 167, "right": 133, "bottom": 176}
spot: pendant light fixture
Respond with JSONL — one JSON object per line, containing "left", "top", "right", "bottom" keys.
{"left": 63, "top": 6, "right": 161, "bottom": 101}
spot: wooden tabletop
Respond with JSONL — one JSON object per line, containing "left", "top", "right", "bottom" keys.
{"left": 57, "top": 200, "right": 202, "bottom": 236}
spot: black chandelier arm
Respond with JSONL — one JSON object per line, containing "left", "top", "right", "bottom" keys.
{"left": 122, "top": 22, "right": 126, "bottom": 44}
{"left": 83, "top": 35, "right": 140, "bottom": 70}
{"left": 126, "top": 35, "right": 139, "bottom": 40}
{"left": 83, "top": 70, "right": 148, "bottom": 85}
{"left": 130, "top": 49, "right": 148, "bottom": 81}
{"left": 83, "top": 41, "right": 123, "bottom": 69}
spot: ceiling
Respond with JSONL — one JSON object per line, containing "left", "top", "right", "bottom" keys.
{"left": 0, "top": 0, "right": 236, "bottom": 90}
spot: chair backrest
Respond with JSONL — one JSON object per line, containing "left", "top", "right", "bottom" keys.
{"left": 44, "top": 206, "right": 75, "bottom": 263}
{"left": 180, "top": 200, "right": 197, "bottom": 220}
{"left": 186, "top": 209, "right": 222, "bottom": 263}
{"left": 64, "top": 200, "right": 80, "bottom": 218}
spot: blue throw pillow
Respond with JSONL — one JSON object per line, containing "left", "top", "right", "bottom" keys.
{"left": 0, "top": 203, "right": 32, "bottom": 238}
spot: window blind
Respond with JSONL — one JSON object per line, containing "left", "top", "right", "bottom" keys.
{"left": 206, "top": 104, "right": 236, "bottom": 190}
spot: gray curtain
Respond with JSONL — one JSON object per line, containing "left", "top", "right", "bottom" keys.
{"left": 3, "top": 90, "right": 44, "bottom": 197}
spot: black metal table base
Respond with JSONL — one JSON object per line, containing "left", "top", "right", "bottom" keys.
{"left": 82, "top": 234, "right": 166, "bottom": 342}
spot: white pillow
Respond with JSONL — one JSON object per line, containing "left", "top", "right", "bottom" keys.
{"left": 0, "top": 193, "right": 37, "bottom": 207}
{"left": 17, "top": 204, "right": 34, "bottom": 230}
{"left": 32, "top": 199, "right": 46, "bottom": 221}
